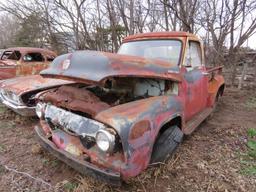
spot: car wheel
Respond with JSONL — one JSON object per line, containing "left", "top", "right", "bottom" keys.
{"left": 150, "top": 125, "right": 183, "bottom": 163}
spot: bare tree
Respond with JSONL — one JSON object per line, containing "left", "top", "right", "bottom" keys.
{"left": 161, "top": 0, "right": 199, "bottom": 33}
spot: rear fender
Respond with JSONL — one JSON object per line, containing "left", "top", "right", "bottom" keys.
{"left": 207, "top": 74, "right": 225, "bottom": 107}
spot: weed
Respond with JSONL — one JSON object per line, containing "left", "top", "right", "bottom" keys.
{"left": 0, "top": 144, "right": 6, "bottom": 152}
{"left": 0, "top": 104, "right": 6, "bottom": 114}
{"left": 63, "top": 182, "right": 78, "bottom": 192}
{"left": 0, "top": 121, "right": 16, "bottom": 130}
{"left": 240, "top": 128, "right": 256, "bottom": 175}
{"left": 247, "top": 140, "right": 256, "bottom": 150}
{"left": 0, "top": 165, "right": 5, "bottom": 174}
{"left": 41, "top": 158, "right": 50, "bottom": 165}
{"left": 245, "top": 97, "right": 256, "bottom": 109}
{"left": 241, "top": 166, "right": 256, "bottom": 175}
{"left": 248, "top": 128, "right": 256, "bottom": 138}
{"left": 51, "top": 159, "right": 60, "bottom": 167}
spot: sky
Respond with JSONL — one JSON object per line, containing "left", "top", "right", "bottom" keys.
{"left": 245, "top": 35, "right": 256, "bottom": 49}
{"left": 0, "top": 0, "right": 256, "bottom": 50}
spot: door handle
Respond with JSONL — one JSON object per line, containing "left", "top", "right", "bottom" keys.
{"left": 202, "top": 72, "right": 209, "bottom": 76}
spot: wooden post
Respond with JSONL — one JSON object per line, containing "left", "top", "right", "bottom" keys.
{"left": 238, "top": 61, "right": 248, "bottom": 89}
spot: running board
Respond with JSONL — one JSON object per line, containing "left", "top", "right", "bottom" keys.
{"left": 184, "top": 108, "right": 213, "bottom": 134}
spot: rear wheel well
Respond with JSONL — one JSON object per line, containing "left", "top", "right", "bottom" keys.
{"left": 218, "top": 84, "right": 225, "bottom": 96}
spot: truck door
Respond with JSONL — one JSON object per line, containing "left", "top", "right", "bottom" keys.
{"left": 182, "top": 40, "right": 208, "bottom": 121}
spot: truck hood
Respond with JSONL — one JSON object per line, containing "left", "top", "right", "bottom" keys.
{"left": 40, "top": 51, "right": 181, "bottom": 83}
{"left": 0, "top": 75, "right": 73, "bottom": 95}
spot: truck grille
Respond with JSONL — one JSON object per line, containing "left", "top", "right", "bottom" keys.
{"left": 44, "top": 104, "right": 106, "bottom": 138}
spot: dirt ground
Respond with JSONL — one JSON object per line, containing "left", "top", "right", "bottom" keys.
{"left": 0, "top": 87, "right": 255, "bottom": 192}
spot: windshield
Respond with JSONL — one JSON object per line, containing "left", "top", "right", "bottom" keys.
{"left": 2, "top": 50, "right": 22, "bottom": 61}
{"left": 118, "top": 40, "right": 182, "bottom": 65}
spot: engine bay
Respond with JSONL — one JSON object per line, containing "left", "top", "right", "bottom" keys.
{"left": 40, "top": 77, "right": 179, "bottom": 117}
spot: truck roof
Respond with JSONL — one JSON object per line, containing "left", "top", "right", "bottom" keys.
{"left": 123, "top": 31, "right": 198, "bottom": 42}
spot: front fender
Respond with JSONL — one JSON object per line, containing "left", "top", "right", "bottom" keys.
{"left": 95, "top": 95, "right": 184, "bottom": 178}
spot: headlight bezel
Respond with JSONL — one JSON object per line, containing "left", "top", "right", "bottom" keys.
{"left": 95, "top": 129, "right": 116, "bottom": 153}
{"left": 0, "top": 88, "right": 23, "bottom": 105}
{"left": 11, "top": 92, "right": 23, "bottom": 105}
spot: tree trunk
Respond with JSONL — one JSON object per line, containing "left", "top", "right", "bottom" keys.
{"left": 163, "top": 0, "right": 169, "bottom": 31}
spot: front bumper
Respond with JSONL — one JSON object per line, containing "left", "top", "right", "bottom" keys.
{"left": 35, "top": 125, "right": 122, "bottom": 186}
{"left": 0, "top": 94, "right": 35, "bottom": 116}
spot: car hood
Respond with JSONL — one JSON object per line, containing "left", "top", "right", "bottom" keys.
{"left": 0, "top": 75, "right": 73, "bottom": 95}
{"left": 40, "top": 51, "right": 182, "bottom": 84}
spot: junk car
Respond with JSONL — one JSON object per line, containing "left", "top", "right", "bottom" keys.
{"left": 34, "top": 32, "right": 225, "bottom": 185}
{"left": 0, "top": 47, "right": 56, "bottom": 80}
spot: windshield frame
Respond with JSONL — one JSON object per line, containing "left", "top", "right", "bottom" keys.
{"left": 118, "top": 38, "right": 183, "bottom": 66}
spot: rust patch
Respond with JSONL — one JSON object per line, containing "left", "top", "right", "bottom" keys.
{"left": 42, "top": 85, "right": 110, "bottom": 117}
{"left": 129, "top": 120, "right": 150, "bottom": 140}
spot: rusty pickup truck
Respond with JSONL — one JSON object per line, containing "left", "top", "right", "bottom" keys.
{"left": 0, "top": 47, "right": 56, "bottom": 80}
{"left": 34, "top": 32, "right": 225, "bottom": 185}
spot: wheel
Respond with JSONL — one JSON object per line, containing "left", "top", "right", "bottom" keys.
{"left": 150, "top": 125, "right": 183, "bottom": 163}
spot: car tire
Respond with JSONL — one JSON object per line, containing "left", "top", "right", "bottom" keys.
{"left": 150, "top": 125, "right": 183, "bottom": 163}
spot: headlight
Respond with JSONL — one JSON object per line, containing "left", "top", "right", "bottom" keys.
{"left": 96, "top": 129, "right": 116, "bottom": 153}
{"left": 36, "top": 102, "right": 46, "bottom": 118}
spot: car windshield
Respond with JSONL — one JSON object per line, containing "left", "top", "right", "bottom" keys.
{"left": 2, "top": 50, "right": 22, "bottom": 61}
{"left": 118, "top": 40, "right": 182, "bottom": 65}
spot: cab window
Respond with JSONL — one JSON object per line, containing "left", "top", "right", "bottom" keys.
{"left": 23, "top": 52, "right": 44, "bottom": 62}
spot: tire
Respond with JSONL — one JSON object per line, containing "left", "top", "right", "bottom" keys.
{"left": 150, "top": 125, "right": 183, "bottom": 163}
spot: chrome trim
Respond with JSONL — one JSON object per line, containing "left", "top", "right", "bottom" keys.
{"left": 0, "top": 91, "right": 35, "bottom": 116}
{"left": 0, "top": 89, "right": 23, "bottom": 106}
{"left": 44, "top": 104, "right": 107, "bottom": 138}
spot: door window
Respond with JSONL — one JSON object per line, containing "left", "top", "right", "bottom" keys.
{"left": 23, "top": 52, "right": 44, "bottom": 62}
{"left": 185, "top": 41, "right": 202, "bottom": 68}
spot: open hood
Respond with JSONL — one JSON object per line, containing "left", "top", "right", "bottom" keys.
{"left": 40, "top": 51, "right": 181, "bottom": 84}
